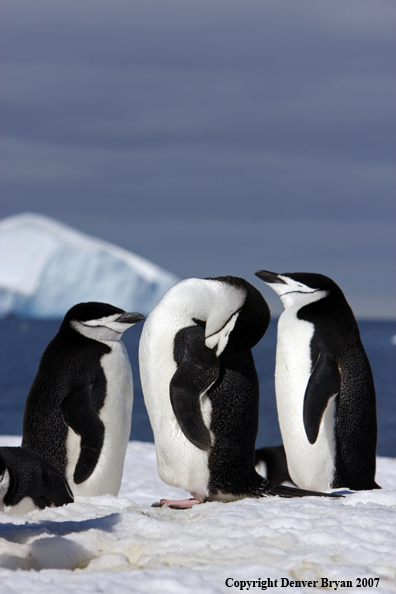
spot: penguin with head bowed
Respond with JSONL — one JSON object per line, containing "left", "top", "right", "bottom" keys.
{"left": 0, "top": 446, "right": 74, "bottom": 514}
{"left": 139, "top": 276, "right": 340, "bottom": 509}
{"left": 22, "top": 302, "right": 145, "bottom": 497}
{"left": 255, "top": 270, "right": 379, "bottom": 492}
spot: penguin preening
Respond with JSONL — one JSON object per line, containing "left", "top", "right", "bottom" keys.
{"left": 139, "top": 276, "right": 340, "bottom": 509}
{"left": 0, "top": 446, "right": 73, "bottom": 514}
{"left": 22, "top": 302, "right": 145, "bottom": 497}
{"left": 256, "top": 270, "right": 379, "bottom": 491}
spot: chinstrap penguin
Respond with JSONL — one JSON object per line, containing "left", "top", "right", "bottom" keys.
{"left": 139, "top": 276, "right": 340, "bottom": 509}
{"left": 0, "top": 446, "right": 73, "bottom": 514}
{"left": 22, "top": 302, "right": 145, "bottom": 497}
{"left": 255, "top": 445, "right": 292, "bottom": 485}
{"left": 256, "top": 270, "right": 379, "bottom": 491}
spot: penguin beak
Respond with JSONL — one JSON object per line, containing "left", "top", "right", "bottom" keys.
{"left": 117, "top": 312, "right": 145, "bottom": 324}
{"left": 255, "top": 270, "right": 286, "bottom": 284}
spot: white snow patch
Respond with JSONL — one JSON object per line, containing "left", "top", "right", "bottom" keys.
{"left": 0, "top": 213, "right": 178, "bottom": 318}
{"left": 0, "top": 436, "right": 395, "bottom": 593}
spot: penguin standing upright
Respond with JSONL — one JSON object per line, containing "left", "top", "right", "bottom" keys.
{"left": 22, "top": 302, "right": 145, "bottom": 497}
{"left": 255, "top": 270, "right": 379, "bottom": 491}
{"left": 139, "top": 276, "right": 339, "bottom": 509}
{"left": 0, "top": 446, "right": 73, "bottom": 514}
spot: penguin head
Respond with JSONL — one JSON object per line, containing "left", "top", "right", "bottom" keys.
{"left": 255, "top": 270, "right": 331, "bottom": 310}
{"left": 204, "top": 276, "right": 270, "bottom": 359}
{"left": 61, "top": 302, "right": 145, "bottom": 342}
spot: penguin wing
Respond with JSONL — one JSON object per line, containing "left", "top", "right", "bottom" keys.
{"left": 61, "top": 383, "right": 105, "bottom": 484}
{"left": 170, "top": 325, "right": 220, "bottom": 451}
{"left": 0, "top": 447, "right": 74, "bottom": 509}
{"left": 303, "top": 352, "right": 341, "bottom": 444}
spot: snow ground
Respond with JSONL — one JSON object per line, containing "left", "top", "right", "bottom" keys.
{"left": 0, "top": 436, "right": 395, "bottom": 594}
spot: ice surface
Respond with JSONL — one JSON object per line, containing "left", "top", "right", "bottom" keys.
{"left": 0, "top": 213, "right": 179, "bottom": 318}
{"left": 0, "top": 436, "right": 395, "bottom": 594}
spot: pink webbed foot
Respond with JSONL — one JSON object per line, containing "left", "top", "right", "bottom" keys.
{"left": 152, "top": 497, "right": 203, "bottom": 510}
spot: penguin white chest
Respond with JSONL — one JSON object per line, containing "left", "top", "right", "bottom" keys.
{"left": 275, "top": 310, "right": 336, "bottom": 490}
{"left": 68, "top": 341, "right": 133, "bottom": 496}
{"left": 139, "top": 321, "right": 212, "bottom": 499}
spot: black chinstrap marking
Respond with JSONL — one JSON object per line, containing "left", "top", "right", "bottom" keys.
{"left": 80, "top": 322, "right": 123, "bottom": 335}
{"left": 204, "top": 307, "right": 243, "bottom": 340}
{"left": 280, "top": 288, "right": 321, "bottom": 297}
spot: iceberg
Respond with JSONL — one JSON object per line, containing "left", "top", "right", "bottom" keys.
{"left": 0, "top": 213, "right": 179, "bottom": 318}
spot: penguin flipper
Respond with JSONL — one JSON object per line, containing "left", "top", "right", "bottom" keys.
{"left": 61, "top": 384, "right": 105, "bottom": 484}
{"left": 170, "top": 326, "right": 220, "bottom": 451}
{"left": 303, "top": 352, "right": 341, "bottom": 444}
{"left": 0, "top": 446, "right": 74, "bottom": 509}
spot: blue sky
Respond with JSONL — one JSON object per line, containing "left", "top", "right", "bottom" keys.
{"left": 1, "top": 0, "right": 395, "bottom": 317}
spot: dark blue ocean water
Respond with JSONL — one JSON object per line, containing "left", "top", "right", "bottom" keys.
{"left": 0, "top": 318, "right": 395, "bottom": 456}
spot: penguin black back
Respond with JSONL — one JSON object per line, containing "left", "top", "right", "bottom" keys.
{"left": 23, "top": 324, "right": 110, "bottom": 474}
{"left": 207, "top": 350, "right": 262, "bottom": 497}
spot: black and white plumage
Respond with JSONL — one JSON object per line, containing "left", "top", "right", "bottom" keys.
{"left": 254, "top": 445, "right": 291, "bottom": 485}
{"left": 139, "top": 276, "right": 339, "bottom": 508}
{"left": 0, "top": 447, "right": 73, "bottom": 514}
{"left": 22, "top": 302, "right": 144, "bottom": 497}
{"left": 256, "top": 270, "right": 379, "bottom": 491}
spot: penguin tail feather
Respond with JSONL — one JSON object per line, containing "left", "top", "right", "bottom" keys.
{"left": 264, "top": 482, "right": 343, "bottom": 499}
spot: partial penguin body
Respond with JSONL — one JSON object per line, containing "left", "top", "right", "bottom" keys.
{"left": 139, "top": 277, "right": 254, "bottom": 500}
{"left": 22, "top": 303, "right": 144, "bottom": 497}
{"left": 254, "top": 445, "right": 291, "bottom": 485}
{"left": 256, "top": 271, "right": 378, "bottom": 491}
{"left": 0, "top": 446, "right": 73, "bottom": 514}
{"left": 139, "top": 276, "right": 339, "bottom": 508}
